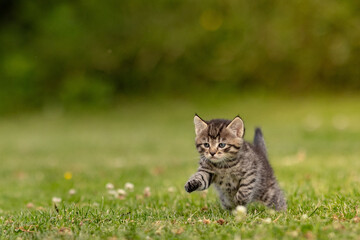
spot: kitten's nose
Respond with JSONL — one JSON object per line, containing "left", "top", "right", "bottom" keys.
{"left": 210, "top": 151, "right": 216, "bottom": 156}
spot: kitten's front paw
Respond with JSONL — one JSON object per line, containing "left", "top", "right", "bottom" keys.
{"left": 184, "top": 179, "right": 201, "bottom": 193}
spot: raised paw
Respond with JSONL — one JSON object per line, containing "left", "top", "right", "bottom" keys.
{"left": 184, "top": 179, "right": 201, "bottom": 193}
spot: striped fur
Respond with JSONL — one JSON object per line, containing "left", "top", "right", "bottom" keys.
{"left": 185, "top": 116, "right": 287, "bottom": 211}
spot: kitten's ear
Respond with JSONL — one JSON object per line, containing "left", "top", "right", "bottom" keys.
{"left": 194, "top": 115, "right": 207, "bottom": 135}
{"left": 227, "top": 116, "right": 245, "bottom": 138}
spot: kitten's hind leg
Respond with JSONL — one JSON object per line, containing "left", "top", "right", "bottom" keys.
{"left": 261, "top": 186, "right": 287, "bottom": 211}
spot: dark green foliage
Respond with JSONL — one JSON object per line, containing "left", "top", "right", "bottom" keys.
{"left": 1, "top": 0, "right": 360, "bottom": 112}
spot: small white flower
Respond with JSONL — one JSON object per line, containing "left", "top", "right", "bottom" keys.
{"left": 301, "top": 214, "right": 308, "bottom": 220}
{"left": 68, "top": 189, "right": 76, "bottom": 195}
{"left": 124, "top": 182, "right": 134, "bottom": 191}
{"left": 167, "top": 187, "right": 176, "bottom": 193}
{"left": 108, "top": 190, "right": 118, "bottom": 197}
{"left": 144, "top": 187, "right": 151, "bottom": 197}
{"left": 263, "top": 217, "right": 272, "bottom": 224}
{"left": 52, "top": 197, "right": 62, "bottom": 203}
{"left": 233, "top": 205, "right": 247, "bottom": 222}
{"left": 117, "top": 189, "right": 127, "bottom": 196}
{"left": 235, "top": 205, "right": 247, "bottom": 214}
{"left": 106, "top": 183, "right": 114, "bottom": 190}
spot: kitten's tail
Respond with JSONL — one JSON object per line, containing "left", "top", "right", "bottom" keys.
{"left": 254, "top": 128, "right": 267, "bottom": 157}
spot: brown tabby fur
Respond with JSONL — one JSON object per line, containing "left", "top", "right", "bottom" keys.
{"left": 185, "top": 115, "right": 287, "bottom": 211}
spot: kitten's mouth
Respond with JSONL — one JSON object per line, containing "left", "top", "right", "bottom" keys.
{"left": 207, "top": 156, "right": 221, "bottom": 162}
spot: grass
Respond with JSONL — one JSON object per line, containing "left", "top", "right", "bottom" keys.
{"left": 0, "top": 95, "right": 360, "bottom": 239}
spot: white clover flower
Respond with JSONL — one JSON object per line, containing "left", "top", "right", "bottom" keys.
{"left": 144, "top": 187, "right": 151, "bottom": 197}
{"left": 124, "top": 182, "right": 134, "bottom": 191}
{"left": 106, "top": 183, "right": 114, "bottom": 190}
{"left": 108, "top": 190, "right": 118, "bottom": 197}
{"left": 301, "top": 214, "right": 308, "bottom": 220}
{"left": 235, "top": 205, "right": 247, "bottom": 214}
{"left": 117, "top": 189, "right": 127, "bottom": 196}
{"left": 233, "top": 205, "right": 247, "bottom": 221}
{"left": 52, "top": 197, "right": 62, "bottom": 203}
{"left": 68, "top": 189, "right": 76, "bottom": 195}
{"left": 167, "top": 187, "right": 176, "bottom": 193}
{"left": 263, "top": 218, "right": 272, "bottom": 224}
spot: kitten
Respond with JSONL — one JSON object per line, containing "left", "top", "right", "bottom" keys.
{"left": 184, "top": 115, "right": 287, "bottom": 211}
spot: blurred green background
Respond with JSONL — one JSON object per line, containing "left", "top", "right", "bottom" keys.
{"left": 1, "top": 2, "right": 360, "bottom": 238}
{"left": 1, "top": 0, "right": 359, "bottom": 113}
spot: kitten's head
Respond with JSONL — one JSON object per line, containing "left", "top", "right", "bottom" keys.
{"left": 194, "top": 115, "right": 245, "bottom": 163}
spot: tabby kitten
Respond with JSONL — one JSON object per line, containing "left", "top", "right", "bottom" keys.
{"left": 184, "top": 115, "right": 287, "bottom": 211}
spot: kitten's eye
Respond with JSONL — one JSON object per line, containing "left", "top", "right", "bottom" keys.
{"left": 203, "top": 143, "right": 210, "bottom": 148}
{"left": 218, "top": 143, "right": 226, "bottom": 148}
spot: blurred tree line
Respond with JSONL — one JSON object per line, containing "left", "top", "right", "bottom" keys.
{"left": 1, "top": 0, "right": 360, "bottom": 112}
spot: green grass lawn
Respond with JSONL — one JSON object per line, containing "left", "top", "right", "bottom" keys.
{"left": 0, "top": 96, "right": 360, "bottom": 239}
